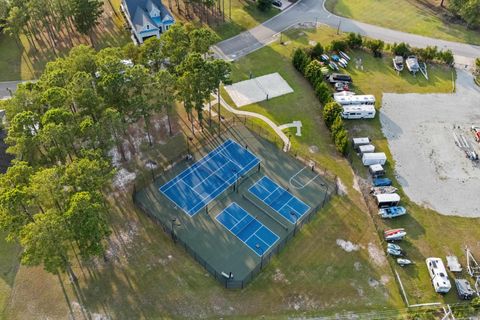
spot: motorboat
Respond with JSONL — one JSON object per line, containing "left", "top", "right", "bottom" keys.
{"left": 370, "top": 186, "right": 398, "bottom": 195}
{"left": 373, "top": 178, "right": 392, "bottom": 187}
{"left": 397, "top": 258, "right": 412, "bottom": 266}
{"left": 339, "top": 51, "right": 350, "bottom": 61}
{"left": 384, "top": 228, "right": 406, "bottom": 241}
{"left": 328, "top": 61, "right": 339, "bottom": 71}
{"left": 379, "top": 206, "right": 407, "bottom": 219}
{"left": 338, "top": 59, "right": 347, "bottom": 68}
{"left": 334, "top": 82, "right": 349, "bottom": 91}
{"left": 339, "top": 58, "right": 348, "bottom": 66}
{"left": 406, "top": 55, "right": 419, "bottom": 74}
{"left": 393, "top": 55, "right": 404, "bottom": 72}
{"left": 331, "top": 54, "right": 340, "bottom": 62}
{"left": 387, "top": 247, "right": 403, "bottom": 256}
{"left": 387, "top": 243, "right": 402, "bottom": 251}
{"left": 321, "top": 54, "right": 330, "bottom": 61}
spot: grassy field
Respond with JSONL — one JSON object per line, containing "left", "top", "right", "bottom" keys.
{"left": 1, "top": 25, "right": 477, "bottom": 319}
{"left": 325, "top": 0, "right": 480, "bottom": 45}
{"left": 210, "top": 0, "right": 280, "bottom": 40}
{"left": 224, "top": 25, "right": 480, "bottom": 306}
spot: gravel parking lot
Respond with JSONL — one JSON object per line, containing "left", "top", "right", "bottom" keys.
{"left": 381, "top": 70, "right": 480, "bottom": 217}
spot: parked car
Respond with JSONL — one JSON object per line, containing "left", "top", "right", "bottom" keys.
{"left": 454, "top": 279, "right": 476, "bottom": 300}
{"left": 272, "top": 0, "right": 282, "bottom": 7}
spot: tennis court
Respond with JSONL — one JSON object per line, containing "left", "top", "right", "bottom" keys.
{"left": 249, "top": 176, "right": 310, "bottom": 224}
{"left": 216, "top": 202, "right": 279, "bottom": 256}
{"left": 159, "top": 139, "right": 260, "bottom": 216}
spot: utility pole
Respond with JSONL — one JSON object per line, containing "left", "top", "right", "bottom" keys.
{"left": 336, "top": 18, "right": 341, "bottom": 35}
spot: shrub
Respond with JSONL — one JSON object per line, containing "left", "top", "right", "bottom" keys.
{"left": 322, "top": 101, "right": 342, "bottom": 130}
{"left": 437, "top": 49, "right": 454, "bottom": 66}
{"left": 346, "top": 33, "right": 363, "bottom": 49}
{"left": 315, "top": 81, "right": 331, "bottom": 105}
{"left": 330, "top": 114, "right": 344, "bottom": 137}
{"left": 472, "top": 296, "right": 480, "bottom": 309}
{"left": 304, "top": 60, "right": 324, "bottom": 86}
{"left": 329, "top": 39, "right": 348, "bottom": 52}
{"left": 420, "top": 46, "right": 438, "bottom": 63}
{"left": 475, "top": 57, "right": 480, "bottom": 74}
{"left": 365, "top": 39, "right": 384, "bottom": 57}
{"left": 257, "top": 0, "right": 272, "bottom": 11}
{"left": 392, "top": 42, "right": 411, "bottom": 57}
{"left": 292, "top": 48, "right": 311, "bottom": 74}
{"left": 334, "top": 128, "right": 349, "bottom": 155}
{"left": 310, "top": 43, "right": 324, "bottom": 60}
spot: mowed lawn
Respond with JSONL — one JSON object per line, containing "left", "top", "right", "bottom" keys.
{"left": 325, "top": 0, "right": 480, "bottom": 45}
{"left": 225, "top": 25, "right": 480, "bottom": 305}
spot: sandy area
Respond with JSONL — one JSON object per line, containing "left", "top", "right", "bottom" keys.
{"left": 381, "top": 70, "right": 480, "bottom": 217}
{"left": 224, "top": 72, "right": 294, "bottom": 107}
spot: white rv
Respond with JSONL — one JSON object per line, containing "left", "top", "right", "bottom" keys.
{"left": 359, "top": 144, "right": 375, "bottom": 154}
{"left": 426, "top": 257, "right": 452, "bottom": 293}
{"left": 334, "top": 94, "right": 375, "bottom": 106}
{"left": 341, "top": 105, "right": 376, "bottom": 119}
{"left": 362, "top": 152, "right": 387, "bottom": 166}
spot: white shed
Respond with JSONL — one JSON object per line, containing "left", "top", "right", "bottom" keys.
{"left": 359, "top": 144, "right": 375, "bottom": 154}
{"left": 375, "top": 193, "right": 400, "bottom": 208}
{"left": 362, "top": 152, "right": 387, "bottom": 166}
{"left": 353, "top": 137, "right": 370, "bottom": 150}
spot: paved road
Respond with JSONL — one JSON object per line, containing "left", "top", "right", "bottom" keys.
{"left": 0, "top": 81, "right": 26, "bottom": 100}
{"left": 213, "top": 0, "right": 480, "bottom": 66}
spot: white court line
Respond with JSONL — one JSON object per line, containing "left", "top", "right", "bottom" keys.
{"left": 289, "top": 166, "right": 320, "bottom": 190}
{"left": 187, "top": 154, "right": 261, "bottom": 215}
{"left": 215, "top": 203, "right": 279, "bottom": 257}
{"left": 161, "top": 139, "right": 234, "bottom": 193}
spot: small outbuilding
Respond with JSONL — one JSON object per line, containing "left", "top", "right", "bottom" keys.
{"left": 353, "top": 137, "right": 370, "bottom": 150}
{"left": 362, "top": 152, "right": 387, "bottom": 166}
{"left": 375, "top": 193, "right": 400, "bottom": 208}
{"left": 369, "top": 164, "right": 385, "bottom": 177}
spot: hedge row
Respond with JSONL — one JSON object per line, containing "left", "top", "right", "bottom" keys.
{"left": 292, "top": 46, "right": 348, "bottom": 155}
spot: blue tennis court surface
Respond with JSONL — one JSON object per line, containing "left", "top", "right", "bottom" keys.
{"left": 160, "top": 139, "right": 260, "bottom": 216}
{"left": 216, "top": 203, "right": 279, "bottom": 256}
{"left": 249, "top": 176, "right": 310, "bottom": 224}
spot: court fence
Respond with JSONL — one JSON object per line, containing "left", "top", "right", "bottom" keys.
{"left": 132, "top": 117, "right": 339, "bottom": 288}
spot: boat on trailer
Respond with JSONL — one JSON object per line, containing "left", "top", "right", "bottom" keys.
{"left": 393, "top": 56, "right": 404, "bottom": 72}
{"left": 406, "top": 55, "right": 420, "bottom": 74}
{"left": 384, "top": 228, "right": 406, "bottom": 241}
{"left": 339, "top": 51, "right": 350, "bottom": 61}
{"left": 379, "top": 206, "right": 407, "bottom": 219}
{"left": 370, "top": 186, "right": 398, "bottom": 195}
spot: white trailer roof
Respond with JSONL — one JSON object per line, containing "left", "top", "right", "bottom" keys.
{"left": 353, "top": 137, "right": 370, "bottom": 145}
{"left": 334, "top": 94, "right": 375, "bottom": 105}
{"left": 375, "top": 193, "right": 400, "bottom": 203}
{"left": 446, "top": 256, "right": 462, "bottom": 272}
{"left": 359, "top": 144, "right": 375, "bottom": 152}
{"left": 369, "top": 164, "right": 384, "bottom": 172}
{"left": 362, "top": 152, "right": 387, "bottom": 160}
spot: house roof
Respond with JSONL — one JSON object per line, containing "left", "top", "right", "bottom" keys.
{"left": 124, "top": 0, "right": 174, "bottom": 33}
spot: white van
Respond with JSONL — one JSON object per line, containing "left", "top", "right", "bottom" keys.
{"left": 341, "top": 105, "right": 376, "bottom": 119}
{"left": 426, "top": 257, "right": 452, "bottom": 293}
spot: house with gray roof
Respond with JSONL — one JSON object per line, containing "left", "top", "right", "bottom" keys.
{"left": 121, "top": 0, "right": 175, "bottom": 44}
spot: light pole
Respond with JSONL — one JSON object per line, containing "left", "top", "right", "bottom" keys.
{"left": 171, "top": 217, "right": 181, "bottom": 243}
{"left": 255, "top": 243, "right": 264, "bottom": 269}
{"left": 290, "top": 211, "right": 299, "bottom": 236}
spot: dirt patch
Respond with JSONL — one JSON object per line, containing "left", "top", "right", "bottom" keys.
{"left": 336, "top": 239, "right": 360, "bottom": 252}
{"left": 381, "top": 69, "right": 480, "bottom": 217}
{"left": 308, "top": 145, "right": 319, "bottom": 153}
{"left": 336, "top": 178, "right": 348, "bottom": 196}
{"left": 273, "top": 268, "right": 291, "bottom": 285}
{"left": 367, "top": 242, "right": 387, "bottom": 267}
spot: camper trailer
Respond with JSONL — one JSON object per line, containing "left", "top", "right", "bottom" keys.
{"left": 375, "top": 193, "right": 400, "bottom": 208}
{"left": 334, "top": 94, "right": 375, "bottom": 106}
{"left": 359, "top": 144, "right": 375, "bottom": 154}
{"left": 362, "top": 152, "right": 387, "bottom": 166}
{"left": 341, "top": 105, "right": 376, "bottom": 119}
{"left": 353, "top": 137, "right": 370, "bottom": 150}
{"left": 369, "top": 164, "right": 385, "bottom": 177}
{"left": 426, "top": 258, "right": 452, "bottom": 294}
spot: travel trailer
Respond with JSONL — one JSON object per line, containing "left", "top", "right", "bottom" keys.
{"left": 334, "top": 94, "right": 375, "bottom": 106}
{"left": 375, "top": 193, "right": 400, "bottom": 208}
{"left": 341, "top": 105, "right": 376, "bottom": 119}
{"left": 362, "top": 152, "right": 387, "bottom": 166}
{"left": 426, "top": 257, "right": 452, "bottom": 294}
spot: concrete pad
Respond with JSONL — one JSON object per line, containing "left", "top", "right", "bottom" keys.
{"left": 380, "top": 70, "right": 480, "bottom": 217}
{"left": 224, "top": 72, "right": 294, "bottom": 107}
